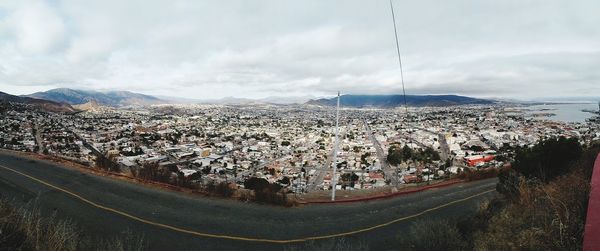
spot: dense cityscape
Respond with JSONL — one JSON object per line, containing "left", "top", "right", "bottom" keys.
{"left": 2, "top": 101, "right": 598, "bottom": 194}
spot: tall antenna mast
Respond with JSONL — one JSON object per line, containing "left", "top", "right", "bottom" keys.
{"left": 331, "top": 91, "right": 340, "bottom": 201}
{"left": 390, "top": 0, "right": 408, "bottom": 114}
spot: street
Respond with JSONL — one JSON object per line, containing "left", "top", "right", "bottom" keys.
{"left": 0, "top": 151, "right": 496, "bottom": 250}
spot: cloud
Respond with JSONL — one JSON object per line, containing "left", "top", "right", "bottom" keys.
{"left": 4, "top": 0, "right": 66, "bottom": 54}
{"left": 0, "top": 0, "right": 598, "bottom": 99}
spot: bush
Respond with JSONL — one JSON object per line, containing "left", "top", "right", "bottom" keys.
{"left": 473, "top": 169, "right": 590, "bottom": 250}
{"left": 397, "top": 219, "right": 468, "bottom": 251}
{"left": 411, "top": 140, "right": 599, "bottom": 251}
{"left": 284, "top": 238, "right": 369, "bottom": 251}
{"left": 136, "top": 162, "right": 172, "bottom": 183}
{"left": 512, "top": 137, "right": 582, "bottom": 182}
{"left": 0, "top": 200, "right": 79, "bottom": 250}
{"left": 456, "top": 167, "right": 499, "bottom": 181}
{"left": 206, "top": 182, "right": 235, "bottom": 197}
{"left": 0, "top": 198, "right": 147, "bottom": 250}
{"left": 254, "top": 189, "right": 290, "bottom": 206}
{"left": 244, "top": 177, "right": 270, "bottom": 191}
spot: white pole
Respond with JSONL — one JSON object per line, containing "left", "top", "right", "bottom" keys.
{"left": 331, "top": 91, "right": 340, "bottom": 201}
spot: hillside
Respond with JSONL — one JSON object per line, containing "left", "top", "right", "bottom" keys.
{"left": 27, "top": 88, "right": 164, "bottom": 107}
{"left": 0, "top": 91, "right": 78, "bottom": 113}
{"left": 72, "top": 100, "right": 110, "bottom": 112}
{"left": 306, "top": 94, "right": 495, "bottom": 107}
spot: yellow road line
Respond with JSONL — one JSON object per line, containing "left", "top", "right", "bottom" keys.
{"left": 0, "top": 164, "right": 495, "bottom": 244}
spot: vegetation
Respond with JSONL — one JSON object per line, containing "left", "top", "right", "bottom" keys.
{"left": 284, "top": 238, "right": 369, "bottom": 251}
{"left": 456, "top": 167, "right": 500, "bottom": 181}
{"left": 244, "top": 177, "right": 292, "bottom": 206}
{"left": 95, "top": 155, "right": 120, "bottom": 172}
{"left": 0, "top": 198, "right": 146, "bottom": 251}
{"left": 397, "top": 219, "right": 468, "bottom": 251}
{"left": 511, "top": 137, "right": 582, "bottom": 182}
{"left": 387, "top": 144, "right": 440, "bottom": 165}
{"left": 400, "top": 138, "right": 599, "bottom": 250}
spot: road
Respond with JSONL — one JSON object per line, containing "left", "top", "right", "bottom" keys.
{"left": 0, "top": 151, "right": 497, "bottom": 250}
{"left": 306, "top": 129, "right": 348, "bottom": 192}
{"left": 363, "top": 120, "right": 397, "bottom": 185}
{"left": 32, "top": 123, "right": 44, "bottom": 154}
{"left": 415, "top": 127, "right": 450, "bottom": 161}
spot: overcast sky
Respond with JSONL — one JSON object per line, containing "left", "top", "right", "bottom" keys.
{"left": 0, "top": 0, "right": 598, "bottom": 100}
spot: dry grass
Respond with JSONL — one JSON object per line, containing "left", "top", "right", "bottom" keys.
{"left": 397, "top": 219, "right": 468, "bottom": 251}
{"left": 404, "top": 143, "right": 599, "bottom": 251}
{"left": 284, "top": 238, "right": 369, "bottom": 251}
{"left": 472, "top": 168, "right": 590, "bottom": 251}
{"left": 0, "top": 201, "right": 79, "bottom": 250}
{"left": 0, "top": 198, "right": 147, "bottom": 251}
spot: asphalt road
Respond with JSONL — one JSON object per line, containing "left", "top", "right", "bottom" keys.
{"left": 364, "top": 120, "right": 397, "bottom": 185}
{"left": 0, "top": 151, "right": 497, "bottom": 250}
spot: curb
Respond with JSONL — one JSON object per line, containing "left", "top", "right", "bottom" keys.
{"left": 298, "top": 179, "right": 466, "bottom": 204}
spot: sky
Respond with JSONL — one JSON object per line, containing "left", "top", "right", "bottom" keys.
{"left": 0, "top": 0, "right": 598, "bottom": 100}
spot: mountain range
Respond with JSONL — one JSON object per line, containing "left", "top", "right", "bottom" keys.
{"left": 2, "top": 88, "right": 499, "bottom": 111}
{"left": 0, "top": 91, "right": 78, "bottom": 113}
{"left": 306, "top": 94, "right": 495, "bottom": 107}
{"left": 27, "top": 88, "right": 164, "bottom": 107}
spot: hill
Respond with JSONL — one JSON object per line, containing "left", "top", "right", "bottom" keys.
{"left": 26, "top": 88, "right": 164, "bottom": 107}
{"left": 306, "top": 94, "right": 495, "bottom": 107}
{"left": 0, "top": 91, "right": 78, "bottom": 113}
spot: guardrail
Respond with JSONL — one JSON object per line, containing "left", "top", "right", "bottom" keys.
{"left": 584, "top": 153, "right": 600, "bottom": 251}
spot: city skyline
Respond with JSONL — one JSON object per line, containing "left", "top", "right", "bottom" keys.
{"left": 0, "top": 0, "right": 598, "bottom": 100}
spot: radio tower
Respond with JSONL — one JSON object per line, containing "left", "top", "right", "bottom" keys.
{"left": 331, "top": 91, "right": 341, "bottom": 201}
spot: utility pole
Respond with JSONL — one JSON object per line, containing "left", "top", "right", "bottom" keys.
{"left": 331, "top": 91, "right": 341, "bottom": 201}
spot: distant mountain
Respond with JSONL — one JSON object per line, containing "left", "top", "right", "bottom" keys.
{"left": 0, "top": 91, "right": 78, "bottom": 113}
{"left": 26, "top": 88, "right": 164, "bottom": 107}
{"left": 195, "top": 95, "right": 317, "bottom": 105}
{"left": 198, "top": 96, "right": 264, "bottom": 105}
{"left": 259, "top": 95, "right": 316, "bottom": 104}
{"left": 306, "top": 94, "right": 495, "bottom": 107}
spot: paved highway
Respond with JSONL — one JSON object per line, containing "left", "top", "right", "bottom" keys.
{"left": 0, "top": 151, "right": 496, "bottom": 250}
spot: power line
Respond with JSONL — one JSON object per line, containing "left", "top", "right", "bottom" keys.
{"left": 389, "top": 0, "right": 408, "bottom": 114}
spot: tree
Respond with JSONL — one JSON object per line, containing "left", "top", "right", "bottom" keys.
{"left": 137, "top": 162, "right": 171, "bottom": 183}
{"left": 444, "top": 159, "right": 452, "bottom": 168}
{"left": 244, "top": 177, "right": 270, "bottom": 191}
{"left": 512, "top": 137, "right": 582, "bottom": 182}
{"left": 387, "top": 144, "right": 413, "bottom": 165}
{"left": 341, "top": 173, "right": 352, "bottom": 182}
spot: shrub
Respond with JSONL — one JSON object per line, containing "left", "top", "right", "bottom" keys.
{"left": 512, "top": 137, "right": 582, "bottom": 182}
{"left": 0, "top": 199, "right": 147, "bottom": 251}
{"left": 397, "top": 219, "right": 468, "bottom": 251}
{"left": 284, "top": 238, "right": 369, "bottom": 251}
{"left": 205, "top": 181, "right": 235, "bottom": 197}
{"left": 0, "top": 200, "right": 79, "bottom": 250}
{"left": 457, "top": 167, "right": 499, "bottom": 181}
{"left": 254, "top": 189, "right": 290, "bottom": 206}
{"left": 473, "top": 155, "right": 595, "bottom": 250}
